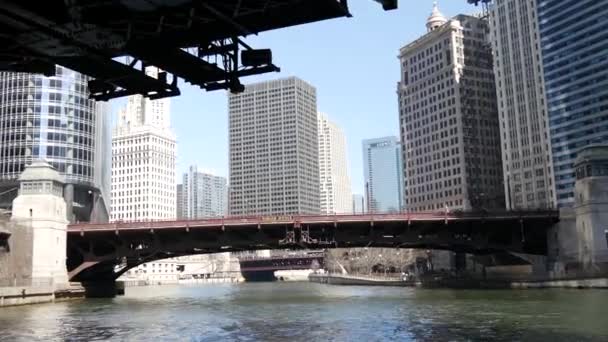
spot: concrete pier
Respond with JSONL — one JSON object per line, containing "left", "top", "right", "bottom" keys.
{"left": 0, "top": 162, "right": 73, "bottom": 305}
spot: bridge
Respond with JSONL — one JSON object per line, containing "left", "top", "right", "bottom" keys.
{"left": 67, "top": 211, "right": 559, "bottom": 285}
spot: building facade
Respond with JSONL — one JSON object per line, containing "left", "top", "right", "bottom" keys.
{"left": 111, "top": 69, "right": 176, "bottom": 221}
{"left": 228, "top": 77, "right": 319, "bottom": 216}
{"left": 488, "top": 0, "right": 556, "bottom": 210}
{"left": 0, "top": 67, "right": 111, "bottom": 222}
{"left": 352, "top": 194, "right": 365, "bottom": 214}
{"left": 362, "top": 136, "right": 404, "bottom": 213}
{"left": 398, "top": 5, "right": 504, "bottom": 212}
{"left": 179, "top": 166, "right": 227, "bottom": 219}
{"left": 318, "top": 112, "right": 352, "bottom": 214}
{"left": 537, "top": 0, "right": 608, "bottom": 207}
{"left": 176, "top": 184, "right": 183, "bottom": 219}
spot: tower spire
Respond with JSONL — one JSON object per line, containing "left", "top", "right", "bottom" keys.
{"left": 426, "top": 1, "right": 447, "bottom": 32}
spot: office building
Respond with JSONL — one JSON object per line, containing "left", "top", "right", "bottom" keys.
{"left": 180, "top": 166, "right": 227, "bottom": 219}
{"left": 398, "top": 4, "right": 504, "bottom": 212}
{"left": 537, "top": 0, "right": 608, "bottom": 207}
{"left": 488, "top": 0, "right": 556, "bottom": 210}
{"left": 176, "top": 184, "right": 183, "bottom": 219}
{"left": 0, "top": 66, "right": 111, "bottom": 222}
{"left": 318, "top": 112, "right": 352, "bottom": 214}
{"left": 362, "top": 136, "right": 404, "bottom": 213}
{"left": 228, "top": 77, "right": 319, "bottom": 215}
{"left": 352, "top": 194, "right": 365, "bottom": 214}
{"left": 111, "top": 68, "right": 176, "bottom": 221}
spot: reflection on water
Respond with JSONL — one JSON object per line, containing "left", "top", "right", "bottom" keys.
{"left": 1, "top": 283, "right": 608, "bottom": 341}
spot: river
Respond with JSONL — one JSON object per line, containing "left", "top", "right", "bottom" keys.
{"left": 1, "top": 283, "right": 607, "bottom": 341}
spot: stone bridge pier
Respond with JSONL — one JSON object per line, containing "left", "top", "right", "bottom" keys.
{"left": 545, "top": 145, "right": 608, "bottom": 278}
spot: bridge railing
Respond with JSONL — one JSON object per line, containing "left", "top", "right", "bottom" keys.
{"left": 68, "top": 210, "right": 559, "bottom": 231}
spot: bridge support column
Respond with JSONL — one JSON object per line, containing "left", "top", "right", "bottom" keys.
{"left": 548, "top": 145, "right": 608, "bottom": 278}
{"left": 82, "top": 280, "right": 118, "bottom": 298}
{"left": 9, "top": 161, "right": 70, "bottom": 290}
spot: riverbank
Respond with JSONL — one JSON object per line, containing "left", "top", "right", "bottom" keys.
{"left": 118, "top": 277, "right": 242, "bottom": 288}
{"left": 309, "top": 273, "right": 415, "bottom": 286}
{"left": 418, "top": 274, "right": 608, "bottom": 289}
{"left": 0, "top": 284, "right": 85, "bottom": 307}
{"left": 309, "top": 272, "right": 608, "bottom": 290}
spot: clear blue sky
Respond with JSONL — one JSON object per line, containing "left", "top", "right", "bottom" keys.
{"left": 111, "top": 1, "right": 476, "bottom": 195}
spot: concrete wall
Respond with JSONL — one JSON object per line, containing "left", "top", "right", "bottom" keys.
{"left": 12, "top": 193, "right": 69, "bottom": 287}
{"left": 0, "top": 216, "right": 34, "bottom": 286}
{"left": 0, "top": 286, "right": 54, "bottom": 307}
{"left": 575, "top": 176, "right": 608, "bottom": 264}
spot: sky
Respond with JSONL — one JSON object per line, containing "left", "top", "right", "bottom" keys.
{"left": 111, "top": 0, "right": 477, "bottom": 195}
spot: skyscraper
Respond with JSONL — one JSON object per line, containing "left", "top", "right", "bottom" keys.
{"left": 362, "top": 136, "right": 404, "bottom": 213}
{"left": 318, "top": 112, "right": 352, "bottom": 214}
{"left": 176, "top": 184, "right": 183, "bottom": 219}
{"left": 398, "top": 4, "right": 504, "bottom": 212}
{"left": 489, "top": 0, "right": 556, "bottom": 210}
{"left": 111, "top": 68, "right": 176, "bottom": 221}
{"left": 0, "top": 66, "right": 111, "bottom": 222}
{"left": 352, "top": 194, "right": 366, "bottom": 214}
{"left": 537, "top": 0, "right": 608, "bottom": 207}
{"left": 228, "top": 77, "right": 319, "bottom": 215}
{"left": 180, "top": 166, "right": 227, "bottom": 219}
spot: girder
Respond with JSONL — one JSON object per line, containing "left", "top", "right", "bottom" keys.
{"left": 66, "top": 211, "right": 559, "bottom": 282}
{"left": 0, "top": 0, "right": 394, "bottom": 100}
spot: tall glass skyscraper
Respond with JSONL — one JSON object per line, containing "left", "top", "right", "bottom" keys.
{"left": 538, "top": 0, "right": 608, "bottom": 207}
{"left": 362, "top": 136, "right": 404, "bottom": 213}
{"left": 0, "top": 66, "right": 111, "bottom": 222}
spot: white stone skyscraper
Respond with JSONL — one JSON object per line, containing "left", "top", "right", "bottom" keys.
{"left": 318, "top": 112, "right": 352, "bottom": 214}
{"left": 228, "top": 77, "right": 319, "bottom": 215}
{"left": 398, "top": 4, "right": 504, "bottom": 212}
{"left": 111, "top": 68, "right": 176, "bottom": 221}
{"left": 489, "top": 0, "right": 556, "bottom": 209}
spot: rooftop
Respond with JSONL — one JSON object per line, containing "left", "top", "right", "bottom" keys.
{"left": 18, "top": 161, "right": 65, "bottom": 184}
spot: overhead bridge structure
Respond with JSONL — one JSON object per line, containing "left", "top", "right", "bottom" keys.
{"left": 0, "top": 0, "right": 396, "bottom": 101}
{"left": 67, "top": 211, "right": 559, "bottom": 284}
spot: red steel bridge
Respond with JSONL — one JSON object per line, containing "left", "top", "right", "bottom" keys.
{"left": 67, "top": 210, "right": 559, "bottom": 283}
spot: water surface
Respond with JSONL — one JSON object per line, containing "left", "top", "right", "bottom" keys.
{"left": 1, "top": 283, "right": 607, "bottom": 341}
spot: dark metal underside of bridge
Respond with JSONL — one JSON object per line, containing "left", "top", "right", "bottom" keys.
{"left": 67, "top": 215, "right": 555, "bottom": 282}
{"left": 0, "top": 0, "right": 395, "bottom": 101}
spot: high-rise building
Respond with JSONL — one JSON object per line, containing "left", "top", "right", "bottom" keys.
{"left": 537, "top": 0, "right": 608, "bottom": 207}
{"left": 488, "top": 0, "right": 556, "bottom": 210}
{"left": 398, "top": 5, "right": 504, "bottom": 212}
{"left": 318, "top": 112, "right": 352, "bottom": 214}
{"left": 176, "top": 184, "right": 183, "bottom": 219}
{"left": 362, "top": 136, "right": 404, "bottom": 213}
{"left": 352, "top": 194, "right": 366, "bottom": 214}
{"left": 0, "top": 66, "right": 111, "bottom": 222}
{"left": 111, "top": 68, "right": 176, "bottom": 221}
{"left": 228, "top": 77, "right": 319, "bottom": 215}
{"left": 180, "top": 166, "right": 227, "bottom": 219}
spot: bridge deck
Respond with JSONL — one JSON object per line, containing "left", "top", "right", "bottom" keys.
{"left": 69, "top": 211, "right": 560, "bottom": 233}
{"left": 66, "top": 211, "right": 559, "bottom": 282}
